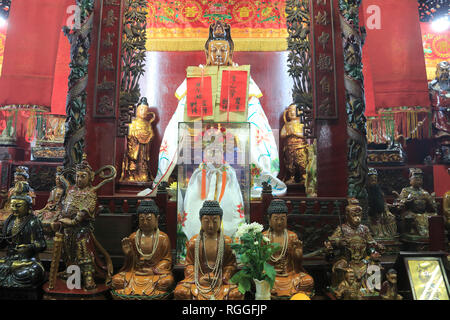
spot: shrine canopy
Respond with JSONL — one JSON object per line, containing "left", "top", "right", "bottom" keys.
{"left": 362, "top": 0, "right": 430, "bottom": 117}
{"left": 145, "top": 0, "right": 288, "bottom": 51}
{"left": 0, "top": 0, "right": 70, "bottom": 115}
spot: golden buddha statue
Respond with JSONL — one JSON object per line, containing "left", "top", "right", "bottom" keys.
{"left": 0, "top": 166, "right": 36, "bottom": 225}
{"left": 49, "top": 154, "right": 116, "bottom": 291}
{"left": 111, "top": 199, "right": 174, "bottom": 299}
{"left": 120, "top": 97, "right": 156, "bottom": 183}
{"left": 262, "top": 199, "right": 314, "bottom": 299}
{"left": 280, "top": 104, "right": 307, "bottom": 184}
{"left": 34, "top": 166, "right": 66, "bottom": 236}
{"left": 0, "top": 183, "right": 46, "bottom": 288}
{"left": 324, "top": 198, "right": 385, "bottom": 299}
{"left": 174, "top": 200, "right": 243, "bottom": 300}
{"left": 391, "top": 168, "right": 437, "bottom": 238}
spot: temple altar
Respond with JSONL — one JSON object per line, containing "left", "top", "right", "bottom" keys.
{"left": 0, "top": 0, "right": 448, "bottom": 301}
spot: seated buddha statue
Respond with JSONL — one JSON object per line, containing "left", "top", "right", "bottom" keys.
{"left": 174, "top": 200, "right": 243, "bottom": 300}
{"left": 34, "top": 166, "right": 66, "bottom": 236}
{"left": 50, "top": 154, "right": 115, "bottom": 291}
{"left": 111, "top": 199, "right": 174, "bottom": 299}
{"left": 0, "top": 166, "right": 36, "bottom": 224}
{"left": 391, "top": 168, "right": 437, "bottom": 238}
{"left": 120, "top": 97, "right": 155, "bottom": 183}
{"left": 0, "top": 184, "right": 46, "bottom": 288}
{"left": 280, "top": 104, "right": 308, "bottom": 185}
{"left": 262, "top": 199, "right": 314, "bottom": 299}
{"left": 324, "top": 198, "right": 385, "bottom": 299}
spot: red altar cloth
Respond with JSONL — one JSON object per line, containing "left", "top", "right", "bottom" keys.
{"left": 0, "top": 0, "right": 68, "bottom": 113}
{"left": 361, "top": 0, "right": 430, "bottom": 115}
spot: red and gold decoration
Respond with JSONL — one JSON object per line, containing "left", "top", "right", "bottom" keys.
{"left": 310, "top": 0, "right": 338, "bottom": 119}
{"left": 145, "top": 0, "right": 288, "bottom": 51}
{"left": 420, "top": 22, "right": 449, "bottom": 80}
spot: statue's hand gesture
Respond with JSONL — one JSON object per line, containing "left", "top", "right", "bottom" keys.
{"left": 324, "top": 240, "right": 333, "bottom": 251}
{"left": 121, "top": 238, "right": 132, "bottom": 256}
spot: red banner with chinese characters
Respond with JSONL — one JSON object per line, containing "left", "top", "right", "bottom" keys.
{"left": 220, "top": 70, "right": 247, "bottom": 112}
{"left": 145, "top": 0, "right": 288, "bottom": 51}
{"left": 420, "top": 22, "right": 449, "bottom": 81}
{"left": 187, "top": 76, "right": 213, "bottom": 118}
{"left": 311, "top": 0, "right": 338, "bottom": 120}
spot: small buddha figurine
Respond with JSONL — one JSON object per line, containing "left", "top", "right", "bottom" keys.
{"left": 120, "top": 97, "right": 156, "bottom": 183}
{"left": 391, "top": 168, "right": 437, "bottom": 238}
{"left": 111, "top": 199, "right": 174, "bottom": 299}
{"left": 0, "top": 166, "right": 36, "bottom": 224}
{"left": 174, "top": 200, "right": 243, "bottom": 300}
{"left": 262, "top": 199, "right": 314, "bottom": 298}
{"left": 324, "top": 198, "right": 385, "bottom": 298}
{"left": 280, "top": 104, "right": 307, "bottom": 184}
{"left": 380, "top": 269, "right": 403, "bottom": 300}
{"left": 34, "top": 166, "right": 66, "bottom": 236}
{"left": 366, "top": 168, "right": 397, "bottom": 239}
{"left": 0, "top": 184, "right": 46, "bottom": 288}
{"left": 50, "top": 154, "right": 116, "bottom": 290}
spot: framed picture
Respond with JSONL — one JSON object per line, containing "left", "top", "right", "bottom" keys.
{"left": 404, "top": 255, "right": 450, "bottom": 300}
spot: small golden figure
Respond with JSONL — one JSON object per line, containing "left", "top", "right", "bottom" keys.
{"left": 280, "top": 104, "right": 307, "bottom": 184}
{"left": 367, "top": 168, "right": 397, "bottom": 239}
{"left": 334, "top": 268, "right": 363, "bottom": 300}
{"left": 0, "top": 166, "right": 36, "bottom": 224}
{"left": 111, "top": 199, "right": 174, "bottom": 299}
{"left": 324, "top": 198, "right": 385, "bottom": 299}
{"left": 391, "top": 168, "right": 437, "bottom": 238}
{"left": 49, "top": 154, "right": 116, "bottom": 291}
{"left": 174, "top": 201, "right": 243, "bottom": 300}
{"left": 120, "top": 97, "right": 156, "bottom": 183}
{"left": 380, "top": 269, "right": 403, "bottom": 300}
{"left": 34, "top": 166, "right": 66, "bottom": 236}
{"left": 263, "top": 199, "right": 314, "bottom": 298}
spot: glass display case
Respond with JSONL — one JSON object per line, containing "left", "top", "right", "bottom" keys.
{"left": 0, "top": 107, "right": 17, "bottom": 146}
{"left": 176, "top": 122, "right": 250, "bottom": 263}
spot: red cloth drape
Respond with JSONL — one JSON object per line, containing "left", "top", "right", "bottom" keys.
{"left": 361, "top": 0, "right": 429, "bottom": 113}
{"left": 0, "top": 0, "right": 68, "bottom": 111}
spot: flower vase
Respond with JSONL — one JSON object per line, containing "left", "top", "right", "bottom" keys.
{"left": 254, "top": 279, "right": 271, "bottom": 300}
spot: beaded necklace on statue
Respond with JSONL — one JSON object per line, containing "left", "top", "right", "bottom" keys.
{"left": 194, "top": 230, "right": 224, "bottom": 300}
{"left": 135, "top": 228, "right": 159, "bottom": 260}
{"left": 269, "top": 229, "right": 288, "bottom": 263}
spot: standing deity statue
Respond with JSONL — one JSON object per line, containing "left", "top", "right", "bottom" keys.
{"left": 0, "top": 183, "right": 46, "bottom": 288}
{"left": 262, "top": 199, "right": 314, "bottom": 298}
{"left": 142, "top": 20, "right": 286, "bottom": 199}
{"left": 324, "top": 198, "right": 385, "bottom": 299}
{"left": 280, "top": 104, "right": 308, "bottom": 185}
{"left": 366, "top": 168, "right": 397, "bottom": 239}
{"left": 120, "top": 97, "right": 156, "bottom": 183}
{"left": 305, "top": 141, "right": 317, "bottom": 197}
{"left": 111, "top": 199, "right": 174, "bottom": 299}
{"left": 174, "top": 200, "right": 243, "bottom": 300}
{"left": 34, "top": 166, "right": 66, "bottom": 236}
{"left": 428, "top": 61, "right": 450, "bottom": 144}
{"left": 391, "top": 168, "right": 437, "bottom": 239}
{"left": 49, "top": 154, "right": 116, "bottom": 291}
{"left": 0, "top": 166, "right": 36, "bottom": 224}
